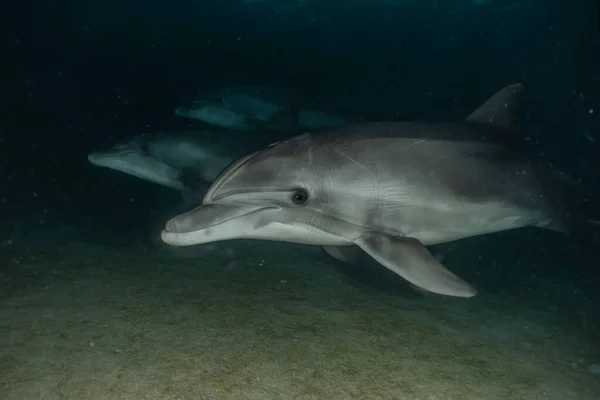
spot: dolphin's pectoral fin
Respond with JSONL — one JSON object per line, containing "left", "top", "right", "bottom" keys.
{"left": 354, "top": 234, "right": 477, "bottom": 298}
{"left": 322, "top": 245, "right": 361, "bottom": 263}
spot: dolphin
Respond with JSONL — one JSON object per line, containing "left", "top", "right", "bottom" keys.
{"left": 174, "top": 85, "right": 350, "bottom": 132}
{"left": 160, "top": 84, "right": 587, "bottom": 297}
{"left": 87, "top": 131, "right": 244, "bottom": 193}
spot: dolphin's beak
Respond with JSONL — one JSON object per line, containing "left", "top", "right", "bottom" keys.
{"left": 161, "top": 203, "right": 276, "bottom": 246}
{"left": 173, "top": 107, "right": 187, "bottom": 117}
{"left": 87, "top": 152, "right": 105, "bottom": 165}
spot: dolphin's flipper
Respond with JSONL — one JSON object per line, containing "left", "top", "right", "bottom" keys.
{"left": 354, "top": 234, "right": 477, "bottom": 298}
{"left": 322, "top": 245, "right": 361, "bottom": 263}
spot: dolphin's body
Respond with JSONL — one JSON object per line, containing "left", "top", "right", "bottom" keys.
{"left": 175, "top": 86, "right": 350, "bottom": 132}
{"left": 88, "top": 131, "right": 246, "bottom": 193}
{"left": 160, "top": 84, "right": 584, "bottom": 297}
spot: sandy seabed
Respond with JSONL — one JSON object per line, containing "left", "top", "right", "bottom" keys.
{"left": 1, "top": 238, "right": 599, "bottom": 400}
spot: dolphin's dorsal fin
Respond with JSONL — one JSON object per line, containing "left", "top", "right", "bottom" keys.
{"left": 465, "top": 83, "right": 524, "bottom": 132}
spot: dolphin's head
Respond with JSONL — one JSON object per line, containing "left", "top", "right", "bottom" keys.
{"left": 174, "top": 98, "right": 213, "bottom": 120}
{"left": 175, "top": 97, "right": 251, "bottom": 131}
{"left": 87, "top": 138, "right": 146, "bottom": 168}
{"left": 160, "top": 134, "right": 352, "bottom": 246}
{"left": 88, "top": 137, "right": 187, "bottom": 191}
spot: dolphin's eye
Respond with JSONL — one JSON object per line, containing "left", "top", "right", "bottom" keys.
{"left": 291, "top": 189, "right": 309, "bottom": 206}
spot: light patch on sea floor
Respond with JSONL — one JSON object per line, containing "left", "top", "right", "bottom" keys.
{"left": 1, "top": 241, "right": 599, "bottom": 400}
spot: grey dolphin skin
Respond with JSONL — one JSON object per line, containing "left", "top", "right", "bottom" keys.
{"left": 88, "top": 131, "right": 246, "bottom": 193}
{"left": 174, "top": 86, "right": 350, "bottom": 132}
{"left": 161, "top": 84, "right": 582, "bottom": 297}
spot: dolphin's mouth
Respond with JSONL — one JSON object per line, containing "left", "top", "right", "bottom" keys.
{"left": 161, "top": 203, "right": 279, "bottom": 246}
{"left": 87, "top": 152, "right": 112, "bottom": 165}
{"left": 163, "top": 203, "right": 262, "bottom": 233}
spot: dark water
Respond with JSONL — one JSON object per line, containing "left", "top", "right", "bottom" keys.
{"left": 4, "top": 1, "right": 600, "bottom": 208}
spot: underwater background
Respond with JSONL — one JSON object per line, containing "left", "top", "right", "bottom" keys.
{"left": 2, "top": 0, "right": 600, "bottom": 399}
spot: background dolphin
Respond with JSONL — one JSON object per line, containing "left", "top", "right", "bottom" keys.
{"left": 160, "top": 84, "right": 589, "bottom": 297}
{"left": 174, "top": 85, "right": 350, "bottom": 132}
{"left": 88, "top": 131, "right": 246, "bottom": 194}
